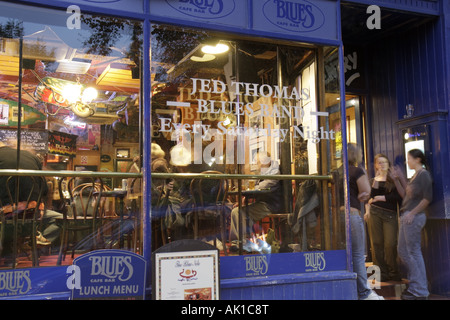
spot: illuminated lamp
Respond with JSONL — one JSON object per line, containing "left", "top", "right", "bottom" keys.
{"left": 190, "top": 54, "right": 216, "bottom": 62}
{"left": 81, "top": 87, "right": 98, "bottom": 104}
{"left": 62, "top": 84, "right": 82, "bottom": 104}
{"left": 201, "top": 43, "right": 229, "bottom": 54}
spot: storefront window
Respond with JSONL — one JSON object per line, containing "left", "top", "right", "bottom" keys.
{"left": 151, "top": 25, "right": 346, "bottom": 258}
{"left": 0, "top": 2, "right": 143, "bottom": 269}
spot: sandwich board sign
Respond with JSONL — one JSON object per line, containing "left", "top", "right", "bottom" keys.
{"left": 152, "top": 240, "right": 220, "bottom": 300}
{"left": 70, "top": 250, "right": 146, "bottom": 300}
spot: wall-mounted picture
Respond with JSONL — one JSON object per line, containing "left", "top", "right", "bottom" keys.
{"left": 116, "top": 148, "right": 130, "bottom": 158}
{"left": 114, "top": 158, "right": 133, "bottom": 188}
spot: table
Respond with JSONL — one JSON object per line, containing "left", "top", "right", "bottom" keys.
{"left": 228, "top": 188, "right": 272, "bottom": 254}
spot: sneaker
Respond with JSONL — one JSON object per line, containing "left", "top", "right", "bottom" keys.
{"left": 363, "top": 291, "right": 385, "bottom": 300}
{"left": 401, "top": 290, "right": 428, "bottom": 300}
{"left": 36, "top": 231, "right": 51, "bottom": 246}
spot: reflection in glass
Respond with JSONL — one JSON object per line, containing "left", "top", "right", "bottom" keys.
{"left": 0, "top": 2, "right": 143, "bottom": 269}
{"left": 150, "top": 25, "right": 346, "bottom": 256}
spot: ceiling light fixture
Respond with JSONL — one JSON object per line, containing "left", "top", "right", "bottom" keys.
{"left": 81, "top": 87, "right": 99, "bottom": 104}
{"left": 201, "top": 43, "right": 229, "bottom": 54}
{"left": 190, "top": 54, "right": 216, "bottom": 62}
{"left": 62, "top": 84, "right": 82, "bottom": 104}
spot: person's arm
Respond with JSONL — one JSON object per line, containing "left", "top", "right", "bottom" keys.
{"left": 256, "top": 178, "right": 278, "bottom": 190}
{"left": 255, "top": 165, "right": 280, "bottom": 190}
{"left": 403, "top": 171, "right": 432, "bottom": 224}
{"left": 389, "top": 167, "right": 406, "bottom": 198}
{"left": 356, "top": 174, "right": 371, "bottom": 202}
{"left": 391, "top": 166, "right": 407, "bottom": 197}
{"left": 403, "top": 199, "right": 430, "bottom": 224}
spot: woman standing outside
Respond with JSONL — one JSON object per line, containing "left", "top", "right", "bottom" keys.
{"left": 398, "top": 149, "right": 432, "bottom": 300}
{"left": 343, "top": 143, "right": 384, "bottom": 300}
{"left": 366, "top": 154, "right": 405, "bottom": 282}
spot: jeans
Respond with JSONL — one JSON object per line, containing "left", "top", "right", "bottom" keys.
{"left": 41, "top": 209, "right": 63, "bottom": 243}
{"left": 367, "top": 206, "right": 399, "bottom": 280}
{"left": 349, "top": 209, "right": 373, "bottom": 299}
{"left": 398, "top": 212, "right": 429, "bottom": 297}
{"left": 230, "top": 201, "right": 271, "bottom": 240}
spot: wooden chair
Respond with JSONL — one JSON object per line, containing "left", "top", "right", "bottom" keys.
{"left": 190, "top": 171, "right": 229, "bottom": 256}
{"left": 56, "top": 177, "right": 105, "bottom": 265}
{"left": 0, "top": 175, "right": 46, "bottom": 267}
{"left": 258, "top": 213, "right": 290, "bottom": 240}
{"left": 127, "top": 177, "right": 142, "bottom": 253}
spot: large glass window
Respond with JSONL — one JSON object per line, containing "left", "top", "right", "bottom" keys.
{"left": 150, "top": 24, "right": 346, "bottom": 259}
{"left": 0, "top": 2, "right": 143, "bottom": 269}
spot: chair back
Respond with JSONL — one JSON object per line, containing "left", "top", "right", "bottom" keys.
{"left": 2, "top": 175, "right": 46, "bottom": 221}
{"left": 190, "top": 170, "right": 229, "bottom": 219}
{"left": 0, "top": 175, "right": 47, "bottom": 267}
{"left": 58, "top": 177, "right": 105, "bottom": 221}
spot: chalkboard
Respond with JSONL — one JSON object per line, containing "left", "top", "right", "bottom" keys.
{"left": 0, "top": 129, "right": 48, "bottom": 154}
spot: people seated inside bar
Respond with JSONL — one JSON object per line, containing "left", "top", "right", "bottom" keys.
{"left": 229, "top": 151, "right": 282, "bottom": 251}
{"left": 150, "top": 24, "right": 348, "bottom": 256}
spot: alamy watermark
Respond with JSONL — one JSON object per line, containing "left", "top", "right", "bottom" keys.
{"left": 66, "top": 5, "right": 81, "bottom": 30}
{"left": 367, "top": 264, "right": 381, "bottom": 289}
{"left": 366, "top": 5, "right": 381, "bottom": 30}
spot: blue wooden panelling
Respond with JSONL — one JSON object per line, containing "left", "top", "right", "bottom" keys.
{"left": 367, "top": 18, "right": 448, "bottom": 213}
{"left": 344, "top": 0, "right": 440, "bottom": 15}
{"left": 220, "top": 272, "right": 357, "bottom": 300}
{"left": 424, "top": 219, "right": 450, "bottom": 296}
{"left": 221, "top": 279, "right": 357, "bottom": 300}
{"left": 366, "top": 13, "right": 450, "bottom": 297}
{"left": 396, "top": 22, "right": 445, "bottom": 117}
{"left": 366, "top": 39, "right": 399, "bottom": 164}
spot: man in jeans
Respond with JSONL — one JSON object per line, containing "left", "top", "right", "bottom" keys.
{"left": 229, "top": 151, "right": 282, "bottom": 245}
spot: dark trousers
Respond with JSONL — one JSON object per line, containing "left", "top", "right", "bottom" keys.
{"left": 367, "top": 205, "right": 400, "bottom": 280}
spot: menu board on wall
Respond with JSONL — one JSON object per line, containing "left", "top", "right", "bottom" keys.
{"left": 0, "top": 129, "right": 48, "bottom": 154}
{"left": 154, "top": 250, "right": 219, "bottom": 300}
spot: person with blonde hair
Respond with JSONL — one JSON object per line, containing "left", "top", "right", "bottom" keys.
{"left": 366, "top": 154, "right": 404, "bottom": 282}
{"left": 341, "top": 143, "right": 384, "bottom": 300}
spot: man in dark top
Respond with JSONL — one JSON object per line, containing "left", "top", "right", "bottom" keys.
{"left": 0, "top": 144, "right": 45, "bottom": 207}
{"left": 0, "top": 142, "right": 62, "bottom": 261}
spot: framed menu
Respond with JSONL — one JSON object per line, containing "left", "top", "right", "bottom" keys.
{"left": 154, "top": 250, "right": 219, "bottom": 300}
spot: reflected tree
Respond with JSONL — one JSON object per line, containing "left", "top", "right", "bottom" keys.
{"left": 80, "top": 15, "right": 142, "bottom": 66}
{"left": 0, "top": 19, "right": 23, "bottom": 38}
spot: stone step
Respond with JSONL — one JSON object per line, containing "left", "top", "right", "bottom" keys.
{"left": 369, "top": 279, "right": 406, "bottom": 299}
{"left": 366, "top": 265, "right": 450, "bottom": 300}
{"left": 366, "top": 262, "right": 406, "bottom": 299}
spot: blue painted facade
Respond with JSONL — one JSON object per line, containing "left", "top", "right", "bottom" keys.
{"left": 0, "top": 0, "right": 448, "bottom": 299}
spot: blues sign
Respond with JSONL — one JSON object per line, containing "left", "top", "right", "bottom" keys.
{"left": 165, "top": 0, "right": 236, "bottom": 19}
{"left": 262, "top": 0, "right": 325, "bottom": 33}
{"left": 220, "top": 250, "right": 347, "bottom": 278}
{"left": 71, "top": 250, "right": 146, "bottom": 300}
